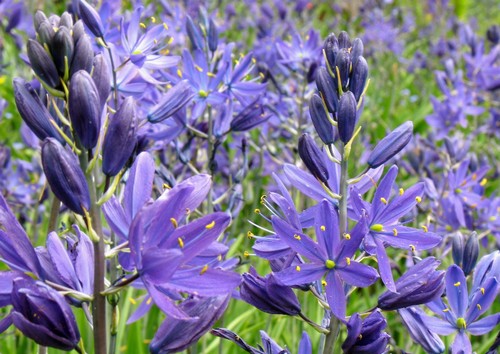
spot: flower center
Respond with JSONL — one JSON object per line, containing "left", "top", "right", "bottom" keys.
{"left": 370, "top": 224, "right": 384, "bottom": 232}
{"left": 456, "top": 317, "right": 467, "bottom": 329}
{"left": 325, "top": 259, "right": 335, "bottom": 269}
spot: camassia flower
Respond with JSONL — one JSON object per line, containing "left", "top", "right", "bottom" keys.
{"left": 272, "top": 200, "right": 378, "bottom": 319}
{"left": 419, "top": 265, "right": 500, "bottom": 354}
{"left": 350, "top": 165, "right": 441, "bottom": 292}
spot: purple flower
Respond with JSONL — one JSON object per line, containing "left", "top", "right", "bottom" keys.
{"left": 350, "top": 165, "right": 441, "bottom": 291}
{"left": 342, "top": 310, "right": 390, "bottom": 354}
{"left": 398, "top": 307, "right": 445, "bottom": 354}
{"left": 10, "top": 278, "right": 80, "bottom": 351}
{"left": 273, "top": 200, "right": 378, "bottom": 319}
{"left": 421, "top": 265, "right": 500, "bottom": 353}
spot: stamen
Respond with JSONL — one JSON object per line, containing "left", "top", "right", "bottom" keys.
{"left": 296, "top": 265, "right": 301, "bottom": 272}
{"left": 380, "top": 197, "right": 388, "bottom": 205}
{"left": 200, "top": 265, "right": 209, "bottom": 275}
{"left": 177, "top": 237, "right": 184, "bottom": 248}
{"left": 170, "top": 218, "right": 178, "bottom": 228}
{"left": 399, "top": 188, "right": 404, "bottom": 195}
{"left": 415, "top": 196, "right": 422, "bottom": 203}
{"left": 205, "top": 221, "right": 215, "bottom": 229}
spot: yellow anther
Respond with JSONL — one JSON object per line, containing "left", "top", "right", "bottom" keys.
{"left": 217, "top": 254, "right": 222, "bottom": 261}
{"left": 200, "top": 265, "right": 209, "bottom": 275}
{"left": 163, "top": 23, "right": 169, "bottom": 30}
{"left": 380, "top": 197, "right": 388, "bottom": 205}
{"left": 320, "top": 225, "right": 326, "bottom": 231}
{"left": 254, "top": 208, "right": 261, "bottom": 214}
{"left": 170, "top": 218, "right": 178, "bottom": 228}
{"left": 296, "top": 265, "right": 301, "bottom": 272}
{"left": 247, "top": 231, "right": 254, "bottom": 239}
{"left": 358, "top": 334, "right": 363, "bottom": 340}
{"left": 167, "top": 36, "right": 173, "bottom": 44}
{"left": 260, "top": 194, "right": 267, "bottom": 204}
{"left": 177, "top": 69, "right": 183, "bottom": 78}
{"left": 163, "top": 183, "right": 171, "bottom": 190}
{"left": 195, "top": 64, "right": 203, "bottom": 72}
{"left": 477, "top": 304, "right": 482, "bottom": 310}
{"left": 177, "top": 237, "right": 184, "bottom": 248}
{"left": 150, "top": 16, "right": 156, "bottom": 23}
{"left": 205, "top": 221, "right": 215, "bottom": 229}
{"left": 472, "top": 173, "right": 477, "bottom": 181}
{"left": 345, "top": 257, "right": 351, "bottom": 265}
{"left": 259, "top": 72, "right": 265, "bottom": 79}
{"left": 294, "top": 234, "right": 301, "bottom": 241}
{"left": 443, "top": 308, "right": 449, "bottom": 312}
{"left": 399, "top": 188, "right": 404, "bottom": 195}
{"left": 392, "top": 228, "right": 398, "bottom": 236}
{"left": 344, "top": 233, "right": 351, "bottom": 240}
{"left": 415, "top": 196, "right": 422, "bottom": 203}
{"left": 481, "top": 287, "right": 485, "bottom": 295}
{"left": 140, "top": 22, "right": 146, "bottom": 29}
{"left": 243, "top": 251, "right": 250, "bottom": 257}
{"left": 321, "top": 280, "right": 327, "bottom": 286}
{"left": 251, "top": 57, "right": 256, "bottom": 64}
{"left": 146, "top": 297, "right": 152, "bottom": 305}
{"left": 490, "top": 216, "right": 497, "bottom": 221}
{"left": 454, "top": 282, "right": 461, "bottom": 287}
{"left": 480, "top": 178, "right": 487, "bottom": 186}
{"left": 129, "top": 297, "right": 137, "bottom": 305}
{"left": 207, "top": 72, "right": 216, "bottom": 77}
{"left": 410, "top": 245, "right": 416, "bottom": 252}
{"left": 421, "top": 225, "right": 428, "bottom": 232}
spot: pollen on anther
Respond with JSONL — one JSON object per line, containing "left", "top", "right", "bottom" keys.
{"left": 320, "top": 225, "right": 326, "bottom": 231}
{"left": 200, "top": 265, "right": 209, "bottom": 275}
{"left": 477, "top": 304, "right": 482, "bottom": 310}
{"left": 139, "top": 22, "right": 146, "bottom": 29}
{"left": 480, "top": 178, "right": 487, "bottom": 186}
{"left": 170, "top": 218, "right": 178, "bottom": 228}
{"left": 345, "top": 257, "right": 351, "bottom": 265}
{"left": 392, "top": 228, "right": 398, "bottom": 236}
{"left": 254, "top": 208, "right": 261, "bottom": 214}
{"left": 421, "top": 225, "right": 428, "bottom": 232}
{"left": 454, "top": 281, "right": 461, "bottom": 287}
{"left": 399, "top": 188, "right": 404, "bottom": 195}
{"left": 380, "top": 197, "right": 388, "bottom": 205}
{"left": 247, "top": 231, "right": 254, "bottom": 239}
{"left": 481, "top": 287, "right": 485, "bottom": 295}
{"left": 150, "top": 16, "right": 156, "bottom": 23}
{"left": 415, "top": 196, "right": 422, "bottom": 203}
{"left": 344, "top": 233, "right": 351, "bottom": 240}
{"left": 177, "top": 237, "right": 184, "bottom": 248}
{"left": 410, "top": 244, "right": 416, "bottom": 252}
{"left": 321, "top": 280, "right": 327, "bottom": 286}
{"left": 243, "top": 251, "right": 250, "bottom": 257}
{"left": 205, "top": 221, "right": 215, "bottom": 229}
{"left": 296, "top": 265, "right": 301, "bottom": 272}
{"left": 294, "top": 234, "right": 301, "bottom": 241}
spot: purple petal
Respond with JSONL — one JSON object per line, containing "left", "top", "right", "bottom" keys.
{"left": 283, "top": 164, "right": 331, "bottom": 202}
{"left": 337, "top": 216, "right": 367, "bottom": 260}
{"left": 337, "top": 261, "right": 379, "bottom": 288}
{"left": 162, "top": 268, "right": 241, "bottom": 296}
{"left": 276, "top": 263, "right": 325, "bottom": 286}
{"left": 124, "top": 151, "right": 155, "bottom": 220}
{"left": 377, "top": 182, "right": 425, "bottom": 225}
{"left": 375, "top": 238, "right": 396, "bottom": 292}
{"left": 72, "top": 226, "right": 94, "bottom": 295}
{"left": 315, "top": 200, "right": 339, "bottom": 260}
{"left": 127, "top": 295, "right": 154, "bottom": 324}
{"left": 325, "top": 271, "right": 346, "bottom": 320}
{"left": 451, "top": 331, "right": 471, "bottom": 354}
{"left": 466, "top": 277, "right": 498, "bottom": 323}
{"left": 418, "top": 313, "right": 456, "bottom": 335}
{"left": 46, "top": 232, "right": 80, "bottom": 291}
{"left": 372, "top": 165, "right": 398, "bottom": 221}
{"left": 141, "top": 249, "right": 183, "bottom": 284}
{"left": 446, "top": 265, "right": 468, "bottom": 318}
{"left": 102, "top": 196, "right": 130, "bottom": 241}
{"left": 467, "top": 314, "right": 500, "bottom": 335}
{"left": 375, "top": 226, "right": 441, "bottom": 251}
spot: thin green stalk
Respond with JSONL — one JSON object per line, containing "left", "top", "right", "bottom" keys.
{"left": 323, "top": 143, "right": 348, "bottom": 353}
{"left": 47, "top": 194, "right": 60, "bottom": 232}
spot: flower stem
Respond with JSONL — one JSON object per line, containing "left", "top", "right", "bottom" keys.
{"left": 47, "top": 194, "right": 60, "bottom": 232}
{"left": 323, "top": 143, "right": 348, "bottom": 353}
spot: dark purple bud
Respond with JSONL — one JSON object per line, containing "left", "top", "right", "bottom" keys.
{"left": 335, "top": 48, "right": 351, "bottom": 89}
{"left": 72, "top": 20, "right": 86, "bottom": 44}
{"left": 367, "top": 121, "right": 413, "bottom": 168}
{"left": 306, "top": 61, "right": 318, "bottom": 83}
{"left": 102, "top": 97, "right": 137, "bottom": 176}
{"left": 240, "top": 267, "right": 301, "bottom": 316}
{"left": 349, "top": 56, "right": 368, "bottom": 102}
{"left": 27, "top": 39, "right": 60, "bottom": 88}
{"left": 69, "top": 70, "right": 101, "bottom": 149}
{"left": 487, "top": 25, "right": 500, "bottom": 45}
{"left": 11, "top": 278, "right": 80, "bottom": 351}
{"left": 378, "top": 257, "right": 445, "bottom": 310}
{"left": 338, "top": 91, "right": 357, "bottom": 143}
{"left": 59, "top": 12, "right": 73, "bottom": 28}
{"left": 210, "top": 328, "right": 257, "bottom": 353}
{"left": 150, "top": 296, "right": 230, "bottom": 354}
{"left": 230, "top": 99, "right": 269, "bottom": 132}
{"left": 452, "top": 232, "right": 464, "bottom": 267}
{"left": 298, "top": 134, "right": 329, "bottom": 186}
{"left": 13, "top": 78, "right": 64, "bottom": 144}
{"left": 36, "top": 21, "right": 55, "bottom": 49}
{"left": 398, "top": 307, "right": 445, "bottom": 354}
{"left": 52, "top": 27, "right": 74, "bottom": 76}
{"left": 309, "top": 93, "right": 334, "bottom": 144}
{"left": 41, "top": 138, "right": 90, "bottom": 215}
{"left": 34, "top": 10, "right": 49, "bottom": 31}
{"left": 463, "top": 231, "right": 479, "bottom": 276}
{"left": 78, "top": 0, "right": 104, "bottom": 38}
{"left": 186, "top": 15, "right": 204, "bottom": 50}
{"left": 323, "top": 33, "right": 339, "bottom": 71}
{"left": 207, "top": 18, "right": 218, "bottom": 52}
{"left": 351, "top": 38, "right": 364, "bottom": 63}
{"left": 148, "top": 80, "right": 194, "bottom": 123}
{"left": 315, "top": 66, "right": 338, "bottom": 114}
{"left": 70, "top": 33, "right": 94, "bottom": 77}
{"left": 342, "top": 311, "right": 389, "bottom": 354}
{"left": 338, "top": 31, "right": 351, "bottom": 49}
{"left": 48, "top": 14, "right": 61, "bottom": 27}
{"left": 91, "top": 54, "right": 111, "bottom": 111}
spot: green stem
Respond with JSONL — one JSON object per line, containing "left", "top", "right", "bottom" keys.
{"left": 323, "top": 143, "right": 348, "bottom": 354}
{"left": 79, "top": 154, "right": 107, "bottom": 354}
{"left": 47, "top": 194, "right": 60, "bottom": 232}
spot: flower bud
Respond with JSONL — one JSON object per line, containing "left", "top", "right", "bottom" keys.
{"left": 208, "top": 18, "right": 218, "bottom": 52}
{"left": 240, "top": 267, "right": 301, "bottom": 316}
{"left": 309, "top": 93, "right": 334, "bottom": 145}
{"left": 315, "top": 66, "right": 338, "bottom": 114}
{"left": 59, "top": 12, "right": 73, "bottom": 28}
{"left": 11, "top": 278, "right": 80, "bottom": 351}
{"left": 70, "top": 33, "right": 94, "bottom": 77}
{"left": 13, "top": 78, "right": 64, "bottom": 144}
{"left": 230, "top": 99, "right": 269, "bottom": 132}
{"left": 335, "top": 48, "right": 351, "bottom": 89}
{"left": 452, "top": 232, "right": 465, "bottom": 267}
{"left": 298, "top": 134, "right": 329, "bottom": 186}
{"left": 34, "top": 10, "right": 49, "bottom": 31}
{"left": 41, "top": 138, "right": 90, "bottom": 215}
{"left": 338, "top": 91, "right": 357, "bottom": 143}
{"left": 337, "top": 30, "right": 351, "bottom": 49}
{"left": 102, "top": 97, "right": 137, "bottom": 176}
{"left": 147, "top": 80, "right": 194, "bottom": 123}
{"left": 78, "top": 0, "right": 104, "bottom": 38}
{"left": 72, "top": 20, "right": 86, "bottom": 44}
{"left": 27, "top": 39, "right": 60, "bottom": 88}
{"left": 186, "top": 15, "right": 204, "bottom": 51}
{"left": 69, "top": 70, "right": 101, "bottom": 149}
{"left": 351, "top": 38, "right": 364, "bottom": 63}
{"left": 367, "top": 121, "right": 413, "bottom": 168}
{"left": 398, "top": 307, "right": 445, "bottom": 354}
{"left": 463, "top": 231, "right": 479, "bottom": 276}
{"left": 323, "top": 33, "right": 339, "bottom": 70}
{"left": 52, "top": 26, "right": 74, "bottom": 76}
{"left": 91, "top": 54, "right": 111, "bottom": 111}
{"left": 36, "top": 21, "right": 55, "bottom": 49}
{"left": 342, "top": 311, "right": 389, "bottom": 354}
{"left": 349, "top": 56, "right": 368, "bottom": 102}
{"left": 487, "top": 25, "right": 500, "bottom": 45}
{"left": 378, "top": 257, "right": 445, "bottom": 310}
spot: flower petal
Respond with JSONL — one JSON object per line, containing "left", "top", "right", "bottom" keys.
{"left": 446, "top": 265, "right": 468, "bottom": 318}
{"left": 325, "top": 271, "right": 346, "bottom": 320}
